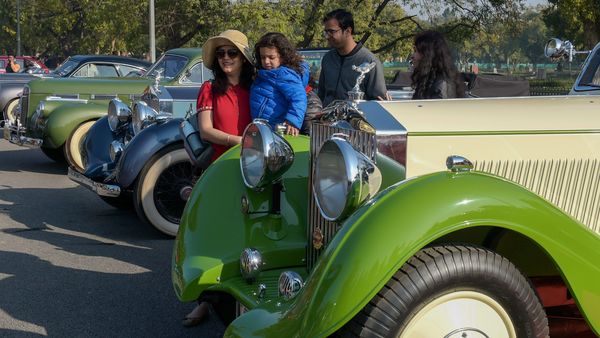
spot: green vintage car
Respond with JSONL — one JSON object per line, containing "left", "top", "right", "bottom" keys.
{"left": 3, "top": 48, "right": 210, "bottom": 171}
{"left": 172, "top": 58, "right": 600, "bottom": 336}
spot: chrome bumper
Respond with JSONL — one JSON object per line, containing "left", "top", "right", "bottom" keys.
{"left": 3, "top": 120, "right": 43, "bottom": 147}
{"left": 68, "top": 167, "right": 121, "bottom": 197}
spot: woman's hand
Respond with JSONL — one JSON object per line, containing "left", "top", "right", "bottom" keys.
{"left": 284, "top": 121, "right": 299, "bottom": 136}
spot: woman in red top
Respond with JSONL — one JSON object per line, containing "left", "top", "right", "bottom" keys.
{"left": 196, "top": 29, "right": 255, "bottom": 161}
{"left": 183, "top": 30, "right": 254, "bottom": 328}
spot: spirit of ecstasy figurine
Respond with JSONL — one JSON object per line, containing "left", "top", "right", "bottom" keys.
{"left": 347, "top": 62, "right": 376, "bottom": 101}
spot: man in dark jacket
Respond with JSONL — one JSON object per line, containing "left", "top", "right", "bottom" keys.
{"left": 318, "top": 9, "right": 388, "bottom": 107}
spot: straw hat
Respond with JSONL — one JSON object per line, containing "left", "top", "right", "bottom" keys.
{"left": 203, "top": 30, "right": 253, "bottom": 70}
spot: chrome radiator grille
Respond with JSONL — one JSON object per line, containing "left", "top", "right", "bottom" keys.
{"left": 19, "top": 94, "right": 29, "bottom": 128}
{"left": 307, "top": 123, "right": 377, "bottom": 270}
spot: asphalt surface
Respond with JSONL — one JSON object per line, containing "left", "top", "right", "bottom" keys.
{"left": 0, "top": 139, "right": 225, "bottom": 337}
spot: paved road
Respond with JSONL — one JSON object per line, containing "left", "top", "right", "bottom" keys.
{"left": 0, "top": 140, "right": 225, "bottom": 337}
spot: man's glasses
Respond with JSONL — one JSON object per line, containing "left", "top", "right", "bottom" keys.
{"left": 216, "top": 49, "right": 240, "bottom": 59}
{"left": 323, "top": 28, "right": 341, "bottom": 37}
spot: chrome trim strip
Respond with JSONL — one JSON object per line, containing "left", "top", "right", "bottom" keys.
{"left": 47, "top": 94, "right": 82, "bottom": 101}
{"left": 90, "top": 94, "right": 119, "bottom": 100}
{"left": 68, "top": 167, "right": 121, "bottom": 197}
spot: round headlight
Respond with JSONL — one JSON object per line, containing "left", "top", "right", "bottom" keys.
{"left": 313, "top": 135, "right": 382, "bottom": 221}
{"left": 278, "top": 271, "right": 304, "bottom": 300}
{"left": 240, "top": 248, "right": 262, "bottom": 282}
{"left": 544, "top": 38, "right": 563, "bottom": 58}
{"left": 108, "top": 98, "right": 132, "bottom": 132}
{"left": 109, "top": 140, "right": 125, "bottom": 162}
{"left": 240, "top": 119, "right": 294, "bottom": 190}
{"left": 36, "top": 101, "right": 46, "bottom": 115}
{"left": 132, "top": 101, "right": 158, "bottom": 135}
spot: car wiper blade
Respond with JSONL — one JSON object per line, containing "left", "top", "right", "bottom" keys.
{"left": 580, "top": 82, "right": 600, "bottom": 88}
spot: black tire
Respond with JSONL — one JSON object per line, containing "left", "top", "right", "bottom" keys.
{"left": 338, "top": 245, "right": 549, "bottom": 338}
{"left": 41, "top": 146, "right": 66, "bottom": 163}
{"left": 133, "top": 144, "right": 195, "bottom": 237}
{"left": 99, "top": 194, "right": 134, "bottom": 210}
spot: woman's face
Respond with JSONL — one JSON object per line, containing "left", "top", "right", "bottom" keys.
{"left": 259, "top": 46, "right": 281, "bottom": 70}
{"left": 216, "top": 45, "right": 243, "bottom": 76}
{"left": 411, "top": 47, "right": 422, "bottom": 68}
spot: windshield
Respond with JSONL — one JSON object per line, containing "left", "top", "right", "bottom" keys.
{"left": 145, "top": 54, "right": 188, "bottom": 81}
{"left": 53, "top": 58, "right": 78, "bottom": 77}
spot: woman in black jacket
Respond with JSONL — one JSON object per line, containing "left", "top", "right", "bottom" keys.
{"left": 411, "top": 31, "right": 466, "bottom": 99}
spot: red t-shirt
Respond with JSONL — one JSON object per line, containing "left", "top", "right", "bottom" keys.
{"left": 196, "top": 81, "right": 251, "bottom": 161}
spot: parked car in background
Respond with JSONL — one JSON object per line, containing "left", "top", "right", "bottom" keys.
{"left": 69, "top": 77, "right": 206, "bottom": 236}
{"left": 3, "top": 48, "right": 209, "bottom": 172}
{"left": 172, "top": 63, "right": 600, "bottom": 337}
{"left": 0, "top": 55, "right": 151, "bottom": 124}
{"left": 0, "top": 55, "right": 49, "bottom": 74}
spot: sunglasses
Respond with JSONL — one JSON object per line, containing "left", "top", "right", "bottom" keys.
{"left": 216, "top": 49, "right": 240, "bottom": 59}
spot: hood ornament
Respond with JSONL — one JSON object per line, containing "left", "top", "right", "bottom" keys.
{"left": 347, "top": 62, "right": 376, "bottom": 102}
{"left": 152, "top": 69, "right": 163, "bottom": 94}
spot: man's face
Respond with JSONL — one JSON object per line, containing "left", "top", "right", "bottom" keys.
{"left": 323, "top": 18, "right": 349, "bottom": 49}
{"left": 8, "top": 56, "right": 14, "bottom": 63}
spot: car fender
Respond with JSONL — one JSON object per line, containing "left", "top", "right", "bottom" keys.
{"left": 227, "top": 171, "right": 600, "bottom": 337}
{"left": 82, "top": 116, "right": 116, "bottom": 180}
{"left": 0, "top": 82, "right": 25, "bottom": 112}
{"left": 44, "top": 102, "right": 106, "bottom": 148}
{"left": 115, "top": 118, "right": 183, "bottom": 189}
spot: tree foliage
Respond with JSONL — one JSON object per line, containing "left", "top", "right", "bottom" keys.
{"left": 0, "top": 0, "right": 547, "bottom": 65}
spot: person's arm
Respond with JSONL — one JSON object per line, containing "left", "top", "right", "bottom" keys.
{"left": 197, "top": 109, "right": 242, "bottom": 146}
{"left": 366, "top": 58, "right": 388, "bottom": 101}
{"left": 277, "top": 74, "right": 307, "bottom": 136}
{"left": 11, "top": 62, "right": 20, "bottom": 73}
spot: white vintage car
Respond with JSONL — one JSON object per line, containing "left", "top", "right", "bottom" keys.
{"left": 172, "top": 41, "right": 600, "bottom": 338}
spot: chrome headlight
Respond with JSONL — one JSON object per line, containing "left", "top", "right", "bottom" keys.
{"left": 313, "top": 134, "right": 382, "bottom": 221}
{"left": 32, "top": 101, "right": 46, "bottom": 130}
{"left": 240, "top": 119, "right": 294, "bottom": 190}
{"left": 278, "top": 271, "right": 304, "bottom": 300}
{"left": 108, "top": 98, "right": 132, "bottom": 132}
{"left": 132, "top": 101, "right": 158, "bottom": 135}
{"left": 36, "top": 101, "right": 45, "bottom": 115}
{"left": 109, "top": 140, "right": 125, "bottom": 162}
{"left": 240, "top": 248, "right": 262, "bottom": 282}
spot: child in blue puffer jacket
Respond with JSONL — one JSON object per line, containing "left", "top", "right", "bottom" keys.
{"left": 250, "top": 32, "right": 309, "bottom": 136}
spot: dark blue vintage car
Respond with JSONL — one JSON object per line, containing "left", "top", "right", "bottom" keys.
{"left": 68, "top": 49, "right": 329, "bottom": 236}
{"left": 0, "top": 55, "right": 151, "bottom": 124}
{"left": 68, "top": 72, "right": 210, "bottom": 236}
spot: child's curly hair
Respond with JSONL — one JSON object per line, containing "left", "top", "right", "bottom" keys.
{"left": 254, "top": 32, "right": 304, "bottom": 75}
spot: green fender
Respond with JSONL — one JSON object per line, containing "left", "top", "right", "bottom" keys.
{"left": 226, "top": 171, "right": 600, "bottom": 337}
{"left": 43, "top": 102, "right": 107, "bottom": 149}
{"left": 172, "top": 136, "right": 311, "bottom": 302}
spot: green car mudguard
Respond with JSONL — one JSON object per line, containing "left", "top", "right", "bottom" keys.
{"left": 225, "top": 171, "right": 600, "bottom": 337}
{"left": 43, "top": 102, "right": 107, "bottom": 149}
{"left": 172, "top": 136, "right": 311, "bottom": 302}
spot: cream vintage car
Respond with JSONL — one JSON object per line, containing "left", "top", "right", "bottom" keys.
{"left": 172, "top": 43, "right": 600, "bottom": 337}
